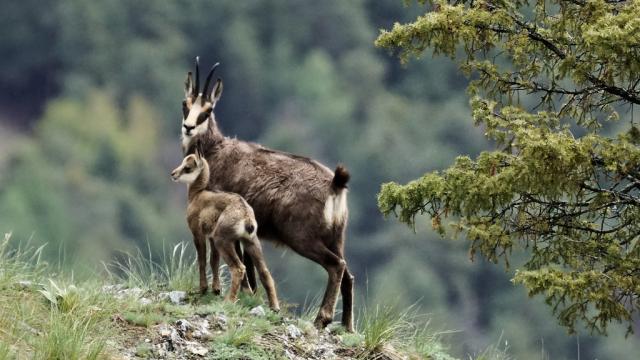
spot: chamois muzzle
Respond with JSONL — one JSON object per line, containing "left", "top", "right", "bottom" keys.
{"left": 170, "top": 169, "right": 180, "bottom": 181}
{"left": 183, "top": 124, "right": 195, "bottom": 135}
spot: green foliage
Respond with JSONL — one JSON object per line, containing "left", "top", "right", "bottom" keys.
{"left": 0, "top": 91, "right": 185, "bottom": 267}
{"left": 2, "top": 0, "right": 640, "bottom": 358}
{"left": 377, "top": 0, "right": 640, "bottom": 334}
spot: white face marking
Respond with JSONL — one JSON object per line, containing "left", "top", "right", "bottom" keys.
{"left": 175, "top": 171, "right": 198, "bottom": 184}
{"left": 181, "top": 96, "right": 215, "bottom": 148}
{"left": 171, "top": 156, "right": 202, "bottom": 184}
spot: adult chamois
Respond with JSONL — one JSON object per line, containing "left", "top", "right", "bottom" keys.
{"left": 179, "top": 58, "right": 354, "bottom": 331}
{"left": 171, "top": 150, "right": 279, "bottom": 311}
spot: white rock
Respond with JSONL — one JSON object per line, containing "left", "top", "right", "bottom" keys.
{"left": 286, "top": 324, "right": 302, "bottom": 339}
{"left": 101, "top": 284, "right": 124, "bottom": 293}
{"left": 158, "top": 325, "right": 172, "bottom": 338}
{"left": 116, "top": 287, "right": 144, "bottom": 299}
{"left": 176, "top": 319, "right": 192, "bottom": 335}
{"left": 186, "top": 342, "right": 209, "bottom": 356}
{"left": 16, "top": 280, "right": 33, "bottom": 288}
{"left": 249, "top": 305, "right": 266, "bottom": 317}
{"left": 209, "top": 314, "right": 228, "bottom": 330}
{"left": 193, "top": 319, "right": 211, "bottom": 339}
{"left": 159, "top": 291, "right": 186, "bottom": 305}
{"left": 139, "top": 297, "right": 153, "bottom": 306}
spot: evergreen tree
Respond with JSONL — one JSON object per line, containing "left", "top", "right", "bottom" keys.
{"left": 377, "top": 0, "right": 640, "bottom": 334}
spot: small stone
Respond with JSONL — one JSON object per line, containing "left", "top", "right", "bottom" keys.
{"left": 159, "top": 326, "right": 172, "bottom": 338}
{"left": 286, "top": 324, "right": 302, "bottom": 339}
{"left": 176, "top": 319, "right": 192, "bottom": 337}
{"left": 158, "top": 291, "right": 186, "bottom": 305}
{"left": 15, "top": 280, "right": 33, "bottom": 289}
{"left": 284, "top": 349, "right": 296, "bottom": 360}
{"left": 139, "top": 297, "right": 153, "bottom": 306}
{"left": 186, "top": 342, "right": 209, "bottom": 356}
{"left": 192, "top": 319, "right": 211, "bottom": 339}
{"left": 116, "top": 287, "right": 144, "bottom": 299}
{"left": 144, "top": 338, "right": 151, "bottom": 343}
{"left": 209, "top": 314, "right": 228, "bottom": 330}
{"left": 101, "top": 284, "right": 124, "bottom": 293}
{"left": 249, "top": 305, "right": 266, "bottom": 316}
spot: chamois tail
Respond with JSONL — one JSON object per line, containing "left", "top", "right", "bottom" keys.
{"left": 331, "top": 165, "right": 350, "bottom": 192}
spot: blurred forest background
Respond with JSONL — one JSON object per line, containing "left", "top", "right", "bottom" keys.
{"left": 1, "top": 1, "right": 639, "bottom": 358}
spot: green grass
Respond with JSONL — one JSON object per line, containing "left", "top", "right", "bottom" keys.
{"left": 0, "top": 233, "right": 461, "bottom": 360}
{"left": 105, "top": 241, "right": 200, "bottom": 291}
{"left": 0, "top": 234, "right": 125, "bottom": 358}
{"left": 360, "top": 304, "right": 408, "bottom": 352}
{"left": 472, "top": 334, "right": 512, "bottom": 360}
{"left": 33, "top": 309, "right": 106, "bottom": 360}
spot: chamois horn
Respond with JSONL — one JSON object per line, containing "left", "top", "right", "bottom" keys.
{"left": 194, "top": 56, "right": 200, "bottom": 96}
{"left": 202, "top": 62, "right": 220, "bottom": 104}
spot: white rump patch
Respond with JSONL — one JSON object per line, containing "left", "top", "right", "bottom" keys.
{"left": 234, "top": 219, "right": 256, "bottom": 239}
{"left": 324, "top": 191, "right": 348, "bottom": 227}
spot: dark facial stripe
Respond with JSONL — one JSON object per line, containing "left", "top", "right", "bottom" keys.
{"left": 182, "top": 100, "right": 189, "bottom": 118}
{"left": 196, "top": 110, "right": 211, "bottom": 125}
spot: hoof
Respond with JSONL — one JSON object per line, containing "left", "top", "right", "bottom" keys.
{"left": 199, "top": 287, "right": 208, "bottom": 295}
{"left": 212, "top": 288, "right": 221, "bottom": 296}
{"left": 313, "top": 314, "right": 333, "bottom": 329}
{"left": 342, "top": 317, "right": 354, "bottom": 332}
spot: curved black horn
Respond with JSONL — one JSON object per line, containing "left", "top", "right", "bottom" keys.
{"left": 194, "top": 56, "right": 200, "bottom": 96}
{"left": 202, "top": 62, "right": 220, "bottom": 104}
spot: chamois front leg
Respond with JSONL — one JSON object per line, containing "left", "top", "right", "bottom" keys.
{"left": 208, "top": 237, "right": 221, "bottom": 295}
{"left": 193, "top": 235, "right": 208, "bottom": 294}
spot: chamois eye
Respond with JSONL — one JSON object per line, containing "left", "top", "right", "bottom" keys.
{"left": 196, "top": 111, "right": 210, "bottom": 125}
{"left": 184, "top": 167, "right": 192, "bottom": 173}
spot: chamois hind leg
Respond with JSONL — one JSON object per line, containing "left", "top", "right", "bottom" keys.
{"left": 242, "top": 238, "right": 279, "bottom": 311}
{"left": 235, "top": 241, "right": 255, "bottom": 293}
{"left": 340, "top": 267, "right": 355, "bottom": 332}
{"left": 208, "top": 237, "right": 221, "bottom": 295}
{"left": 193, "top": 235, "right": 208, "bottom": 294}
{"left": 330, "top": 239, "right": 355, "bottom": 332}
{"left": 217, "top": 239, "right": 246, "bottom": 303}
{"left": 243, "top": 249, "right": 257, "bottom": 293}
{"left": 290, "top": 240, "right": 346, "bottom": 329}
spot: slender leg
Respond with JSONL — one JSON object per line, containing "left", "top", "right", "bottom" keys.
{"left": 217, "top": 240, "right": 246, "bottom": 303}
{"left": 194, "top": 236, "right": 208, "bottom": 294}
{"left": 290, "top": 241, "right": 346, "bottom": 329}
{"left": 340, "top": 267, "right": 355, "bottom": 332}
{"left": 243, "top": 248, "right": 257, "bottom": 293}
{"left": 236, "top": 241, "right": 254, "bottom": 293}
{"left": 208, "top": 237, "right": 221, "bottom": 295}
{"left": 243, "top": 239, "right": 280, "bottom": 311}
{"left": 330, "top": 239, "right": 355, "bottom": 332}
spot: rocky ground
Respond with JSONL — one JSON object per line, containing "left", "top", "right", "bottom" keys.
{"left": 100, "top": 285, "right": 391, "bottom": 360}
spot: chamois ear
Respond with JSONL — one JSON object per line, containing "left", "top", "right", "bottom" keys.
{"left": 184, "top": 71, "right": 194, "bottom": 99}
{"left": 210, "top": 78, "right": 223, "bottom": 104}
{"left": 194, "top": 143, "right": 205, "bottom": 165}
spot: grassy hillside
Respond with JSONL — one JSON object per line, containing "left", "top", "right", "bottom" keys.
{"left": 0, "top": 233, "right": 462, "bottom": 360}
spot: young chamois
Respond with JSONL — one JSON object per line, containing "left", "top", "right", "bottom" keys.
{"left": 171, "top": 150, "right": 279, "bottom": 311}
{"left": 179, "top": 58, "right": 354, "bottom": 331}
